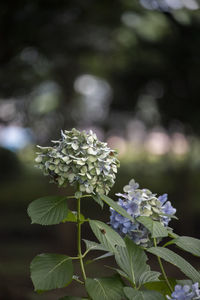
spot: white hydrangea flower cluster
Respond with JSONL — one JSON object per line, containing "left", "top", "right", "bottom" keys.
{"left": 110, "top": 179, "right": 176, "bottom": 247}
{"left": 35, "top": 128, "right": 119, "bottom": 194}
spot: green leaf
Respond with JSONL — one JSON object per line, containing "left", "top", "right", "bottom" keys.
{"left": 169, "top": 231, "right": 179, "bottom": 238}
{"left": 89, "top": 220, "right": 125, "bottom": 253}
{"left": 59, "top": 297, "right": 88, "bottom": 300}
{"left": 83, "top": 239, "right": 108, "bottom": 252}
{"left": 27, "top": 196, "right": 68, "bottom": 225}
{"left": 62, "top": 210, "right": 86, "bottom": 223}
{"left": 170, "top": 236, "right": 200, "bottom": 257}
{"left": 92, "top": 194, "right": 104, "bottom": 209}
{"left": 83, "top": 240, "right": 114, "bottom": 265}
{"left": 85, "top": 252, "right": 114, "bottom": 266}
{"left": 159, "top": 212, "right": 178, "bottom": 220}
{"left": 104, "top": 264, "right": 130, "bottom": 280}
{"left": 92, "top": 252, "right": 113, "bottom": 261}
{"left": 138, "top": 271, "right": 160, "bottom": 286}
{"left": 31, "top": 253, "right": 73, "bottom": 291}
{"left": 176, "top": 279, "right": 193, "bottom": 286}
{"left": 85, "top": 275, "right": 125, "bottom": 300}
{"left": 124, "top": 287, "right": 165, "bottom": 300}
{"left": 137, "top": 216, "right": 168, "bottom": 238}
{"left": 99, "top": 194, "right": 134, "bottom": 222}
{"left": 114, "top": 237, "right": 150, "bottom": 286}
{"left": 144, "top": 279, "right": 176, "bottom": 296}
{"left": 147, "top": 247, "right": 200, "bottom": 283}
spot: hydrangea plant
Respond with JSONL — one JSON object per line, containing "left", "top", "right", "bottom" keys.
{"left": 28, "top": 128, "right": 200, "bottom": 300}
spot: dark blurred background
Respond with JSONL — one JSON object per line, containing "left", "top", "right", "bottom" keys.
{"left": 1, "top": 0, "right": 200, "bottom": 299}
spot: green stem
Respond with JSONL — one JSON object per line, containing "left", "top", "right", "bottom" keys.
{"left": 77, "top": 197, "right": 87, "bottom": 281}
{"left": 73, "top": 276, "right": 84, "bottom": 285}
{"left": 67, "top": 194, "right": 92, "bottom": 199}
{"left": 69, "top": 249, "right": 90, "bottom": 260}
{"left": 153, "top": 238, "right": 173, "bottom": 292}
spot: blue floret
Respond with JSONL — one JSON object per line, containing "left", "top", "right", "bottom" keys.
{"left": 167, "top": 283, "right": 200, "bottom": 300}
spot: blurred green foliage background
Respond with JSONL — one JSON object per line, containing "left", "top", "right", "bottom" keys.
{"left": 1, "top": 0, "right": 200, "bottom": 298}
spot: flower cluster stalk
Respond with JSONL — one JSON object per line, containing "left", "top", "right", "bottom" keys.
{"left": 153, "top": 238, "right": 173, "bottom": 293}
{"left": 77, "top": 196, "right": 86, "bottom": 281}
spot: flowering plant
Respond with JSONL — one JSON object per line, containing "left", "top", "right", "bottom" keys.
{"left": 28, "top": 129, "right": 200, "bottom": 300}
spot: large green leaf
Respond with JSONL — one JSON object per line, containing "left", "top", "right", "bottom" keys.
{"left": 115, "top": 237, "right": 155, "bottom": 286}
{"left": 31, "top": 253, "right": 73, "bottom": 291}
{"left": 147, "top": 247, "right": 200, "bottom": 283}
{"left": 89, "top": 220, "right": 125, "bottom": 253}
{"left": 99, "top": 194, "right": 134, "bottom": 222}
{"left": 137, "top": 216, "right": 168, "bottom": 238}
{"left": 124, "top": 287, "right": 165, "bottom": 300}
{"left": 85, "top": 275, "right": 125, "bottom": 300}
{"left": 27, "top": 196, "right": 68, "bottom": 225}
{"left": 170, "top": 236, "right": 200, "bottom": 257}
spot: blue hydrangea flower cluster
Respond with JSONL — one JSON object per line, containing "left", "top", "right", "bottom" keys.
{"left": 110, "top": 179, "right": 176, "bottom": 247}
{"left": 167, "top": 283, "right": 200, "bottom": 300}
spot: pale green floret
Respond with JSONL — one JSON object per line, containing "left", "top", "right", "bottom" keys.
{"left": 35, "top": 128, "right": 120, "bottom": 194}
